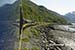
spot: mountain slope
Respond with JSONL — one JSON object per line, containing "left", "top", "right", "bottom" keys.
{"left": 64, "top": 11, "right": 75, "bottom": 23}
{"left": 0, "top": 0, "right": 68, "bottom": 50}
{"left": 21, "top": 0, "right": 67, "bottom": 24}
{"left": 0, "top": 0, "right": 67, "bottom": 24}
{"left": 0, "top": 1, "right": 19, "bottom": 21}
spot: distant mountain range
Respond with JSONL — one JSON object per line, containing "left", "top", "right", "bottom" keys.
{"left": 64, "top": 11, "right": 75, "bottom": 23}
{"left": 0, "top": 1, "right": 19, "bottom": 21}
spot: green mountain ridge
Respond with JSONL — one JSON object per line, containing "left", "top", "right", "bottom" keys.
{"left": 0, "top": 0, "right": 67, "bottom": 24}
{"left": 0, "top": 0, "right": 68, "bottom": 50}
{"left": 21, "top": 0, "right": 67, "bottom": 24}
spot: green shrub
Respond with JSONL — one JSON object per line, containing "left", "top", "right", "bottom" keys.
{"left": 22, "top": 38, "right": 29, "bottom": 42}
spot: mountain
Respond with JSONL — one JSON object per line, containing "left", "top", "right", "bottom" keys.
{"left": 0, "top": 0, "right": 68, "bottom": 50}
{"left": 0, "top": 1, "right": 19, "bottom": 21}
{"left": 64, "top": 11, "right": 75, "bottom": 23}
{"left": 21, "top": 0, "right": 67, "bottom": 24}
{"left": 0, "top": 0, "right": 67, "bottom": 24}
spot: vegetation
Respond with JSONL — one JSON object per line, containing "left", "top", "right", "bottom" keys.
{"left": 0, "top": 0, "right": 68, "bottom": 50}
{"left": 31, "top": 47, "right": 40, "bottom": 50}
{"left": 23, "top": 48, "right": 28, "bottom": 50}
{"left": 18, "top": 0, "right": 68, "bottom": 49}
{"left": 22, "top": 38, "right": 29, "bottom": 42}
{"left": 0, "top": 0, "right": 67, "bottom": 23}
{"left": 21, "top": 0, "right": 67, "bottom": 24}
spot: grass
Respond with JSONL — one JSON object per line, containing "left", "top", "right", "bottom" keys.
{"left": 31, "top": 47, "right": 40, "bottom": 50}
{"left": 30, "top": 27, "right": 40, "bottom": 39}
{"left": 23, "top": 48, "right": 28, "bottom": 50}
{"left": 24, "top": 29, "right": 31, "bottom": 38}
{"left": 22, "top": 38, "right": 29, "bottom": 42}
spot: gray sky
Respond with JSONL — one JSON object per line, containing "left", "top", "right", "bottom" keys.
{"left": 0, "top": 0, "right": 16, "bottom": 6}
{"left": 0, "top": 0, "right": 75, "bottom": 15}
{"left": 31, "top": 0, "right": 75, "bottom": 15}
